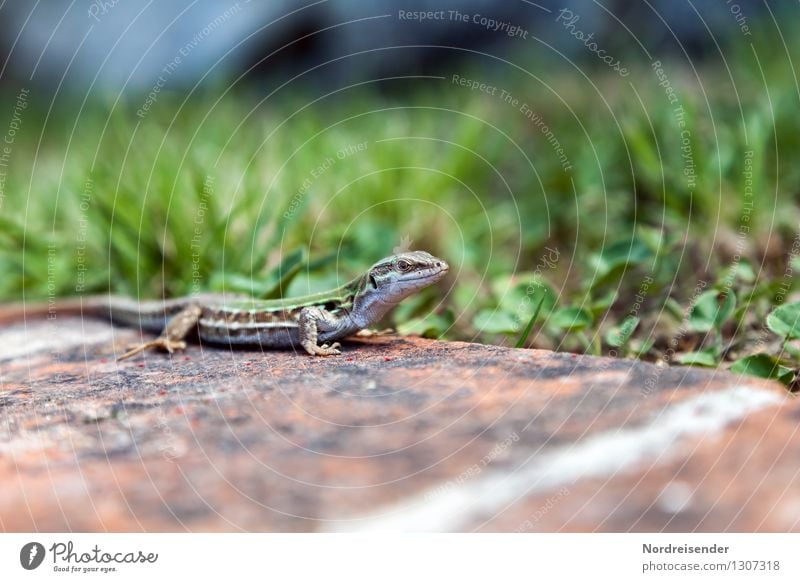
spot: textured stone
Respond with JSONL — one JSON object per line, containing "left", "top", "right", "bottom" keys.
{"left": 0, "top": 317, "right": 795, "bottom": 532}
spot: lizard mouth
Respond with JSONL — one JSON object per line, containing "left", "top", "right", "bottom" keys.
{"left": 402, "top": 265, "right": 449, "bottom": 283}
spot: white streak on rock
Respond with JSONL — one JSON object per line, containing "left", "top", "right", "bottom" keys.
{"left": 0, "top": 321, "right": 116, "bottom": 360}
{"left": 326, "top": 385, "right": 784, "bottom": 532}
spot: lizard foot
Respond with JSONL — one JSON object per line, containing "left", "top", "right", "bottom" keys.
{"left": 118, "top": 338, "right": 187, "bottom": 361}
{"left": 301, "top": 341, "right": 342, "bottom": 356}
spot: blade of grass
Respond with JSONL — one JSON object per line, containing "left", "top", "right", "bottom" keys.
{"left": 514, "top": 294, "right": 545, "bottom": 348}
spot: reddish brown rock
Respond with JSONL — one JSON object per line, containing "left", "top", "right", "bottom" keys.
{"left": 0, "top": 318, "right": 795, "bottom": 532}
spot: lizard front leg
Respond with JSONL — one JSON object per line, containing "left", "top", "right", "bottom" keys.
{"left": 298, "top": 306, "right": 345, "bottom": 356}
{"left": 118, "top": 304, "right": 202, "bottom": 360}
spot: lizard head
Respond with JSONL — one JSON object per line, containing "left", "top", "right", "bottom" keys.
{"left": 362, "top": 250, "right": 449, "bottom": 304}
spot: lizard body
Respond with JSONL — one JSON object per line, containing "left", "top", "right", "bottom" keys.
{"left": 0, "top": 251, "right": 448, "bottom": 357}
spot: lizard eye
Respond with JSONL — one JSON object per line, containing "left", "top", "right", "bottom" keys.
{"left": 396, "top": 260, "right": 411, "bottom": 272}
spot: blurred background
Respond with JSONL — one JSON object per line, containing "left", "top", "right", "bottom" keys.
{"left": 1, "top": 0, "right": 798, "bottom": 368}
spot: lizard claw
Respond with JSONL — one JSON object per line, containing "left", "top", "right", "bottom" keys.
{"left": 317, "top": 342, "right": 342, "bottom": 355}
{"left": 119, "top": 338, "right": 187, "bottom": 361}
{"left": 302, "top": 341, "right": 342, "bottom": 356}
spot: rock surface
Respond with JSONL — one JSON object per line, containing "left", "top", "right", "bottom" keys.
{"left": 0, "top": 317, "right": 797, "bottom": 532}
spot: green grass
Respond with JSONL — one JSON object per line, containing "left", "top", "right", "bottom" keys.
{"left": 2, "top": 25, "right": 800, "bottom": 388}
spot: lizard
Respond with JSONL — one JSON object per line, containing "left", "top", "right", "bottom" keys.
{"left": 0, "top": 251, "right": 449, "bottom": 358}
